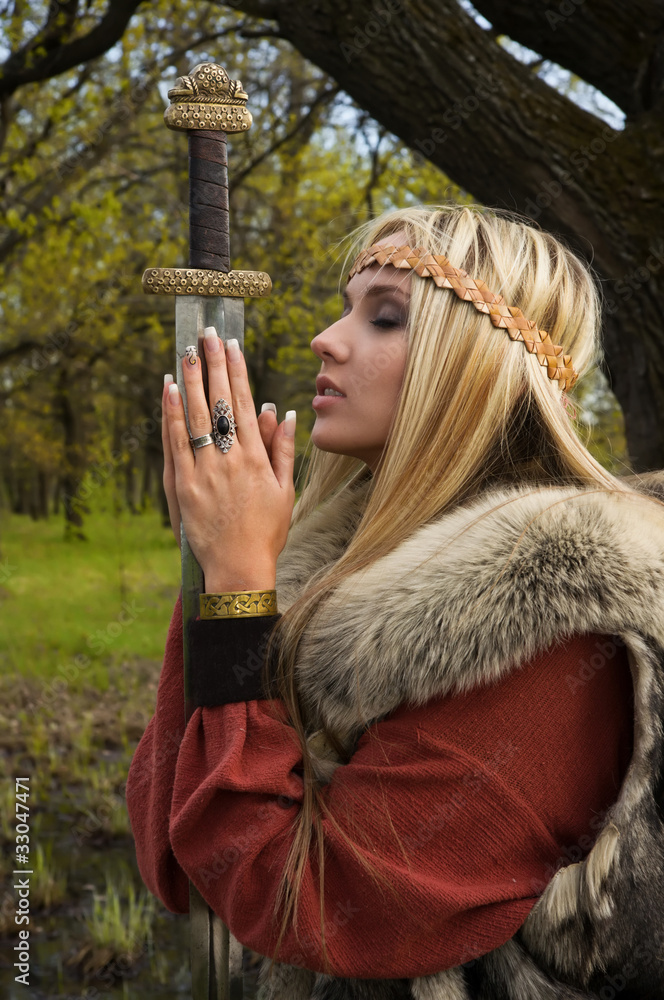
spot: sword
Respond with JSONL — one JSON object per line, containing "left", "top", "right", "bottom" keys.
{"left": 142, "top": 61, "right": 271, "bottom": 1000}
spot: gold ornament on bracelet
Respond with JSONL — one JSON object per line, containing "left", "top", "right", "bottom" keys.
{"left": 200, "top": 590, "right": 278, "bottom": 619}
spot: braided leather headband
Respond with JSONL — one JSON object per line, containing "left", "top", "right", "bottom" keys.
{"left": 348, "top": 244, "right": 579, "bottom": 391}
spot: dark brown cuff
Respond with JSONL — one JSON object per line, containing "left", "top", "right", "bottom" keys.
{"left": 186, "top": 614, "right": 281, "bottom": 706}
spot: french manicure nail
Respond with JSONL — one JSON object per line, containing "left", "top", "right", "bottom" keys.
{"left": 164, "top": 374, "right": 173, "bottom": 387}
{"left": 168, "top": 383, "right": 180, "bottom": 406}
{"left": 204, "top": 327, "right": 220, "bottom": 352}
{"left": 284, "top": 410, "right": 296, "bottom": 437}
{"left": 226, "top": 338, "right": 241, "bottom": 362}
{"left": 261, "top": 402, "right": 277, "bottom": 415}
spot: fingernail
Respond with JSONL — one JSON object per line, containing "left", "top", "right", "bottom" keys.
{"left": 261, "top": 402, "right": 277, "bottom": 415}
{"left": 204, "top": 327, "right": 220, "bottom": 352}
{"left": 226, "top": 338, "right": 241, "bottom": 362}
{"left": 164, "top": 374, "right": 173, "bottom": 387}
{"left": 284, "top": 410, "right": 296, "bottom": 437}
{"left": 168, "top": 383, "right": 180, "bottom": 406}
{"left": 185, "top": 345, "right": 198, "bottom": 366}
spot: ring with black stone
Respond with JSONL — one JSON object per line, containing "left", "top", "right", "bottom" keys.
{"left": 211, "top": 397, "right": 236, "bottom": 453}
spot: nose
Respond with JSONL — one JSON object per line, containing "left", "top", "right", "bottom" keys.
{"left": 310, "top": 315, "right": 351, "bottom": 363}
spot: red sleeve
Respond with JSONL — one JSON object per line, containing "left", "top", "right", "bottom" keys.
{"left": 126, "top": 591, "right": 190, "bottom": 912}
{"left": 127, "top": 599, "right": 633, "bottom": 978}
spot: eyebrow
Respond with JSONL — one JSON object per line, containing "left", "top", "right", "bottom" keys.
{"left": 342, "top": 283, "right": 410, "bottom": 303}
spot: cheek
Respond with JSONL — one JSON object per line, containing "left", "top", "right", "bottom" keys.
{"left": 366, "top": 363, "right": 405, "bottom": 414}
{"left": 355, "top": 339, "right": 407, "bottom": 403}
{"left": 382, "top": 345, "right": 408, "bottom": 394}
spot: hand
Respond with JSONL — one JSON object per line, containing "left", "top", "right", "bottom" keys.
{"left": 161, "top": 384, "right": 283, "bottom": 553}
{"left": 161, "top": 328, "right": 296, "bottom": 588}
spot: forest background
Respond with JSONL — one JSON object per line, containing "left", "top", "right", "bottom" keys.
{"left": 0, "top": 0, "right": 655, "bottom": 996}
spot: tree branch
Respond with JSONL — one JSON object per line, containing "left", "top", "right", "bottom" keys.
{"left": 0, "top": 0, "right": 146, "bottom": 99}
{"left": 0, "top": 63, "right": 93, "bottom": 165}
{"left": 363, "top": 124, "right": 389, "bottom": 217}
{"left": 221, "top": 0, "right": 279, "bottom": 18}
{"left": 237, "top": 27, "right": 283, "bottom": 39}
{"left": 230, "top": 82, "right": 340, "bottom": 191}
{"left": 472, "top": 0, "right": 664, "bottom": 116}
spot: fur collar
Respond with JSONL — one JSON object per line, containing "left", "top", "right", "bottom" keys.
{"left": 277, "top": 472, "right": 664, "bottom": 736}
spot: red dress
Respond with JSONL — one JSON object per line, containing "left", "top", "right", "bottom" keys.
{"left": 126, "top": 593, "right": 633, "bottom": 977}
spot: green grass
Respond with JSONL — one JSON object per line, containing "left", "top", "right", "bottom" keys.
{"left": 31, "top": 841, "right": 68, "bottom": 909}
{"left": 88, "top": 876, "right": 156, "bottom": 957}
{"left": 0, "top": 488, "right": 189, "bottom": 987}
{"left": 63, "top": 875, "right": 158, "bottom": 982}
{"left": 0, "top": 488, "right": 181, "bottom": 687}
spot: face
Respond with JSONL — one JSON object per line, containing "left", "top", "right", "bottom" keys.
{"left": 310, "top": 235, "right": 411, "bottom": 473}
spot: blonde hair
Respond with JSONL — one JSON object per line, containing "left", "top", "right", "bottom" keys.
{"left": 261, "top": 204, "right": 648, "bottom": 974}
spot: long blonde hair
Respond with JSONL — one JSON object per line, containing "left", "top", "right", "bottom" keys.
{"left": 262, "top": 204, "right": 647, "bottom": 974}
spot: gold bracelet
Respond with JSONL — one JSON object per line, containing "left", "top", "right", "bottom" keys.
{"left": 200, "top": 590, "right": 278, "bottom": 619}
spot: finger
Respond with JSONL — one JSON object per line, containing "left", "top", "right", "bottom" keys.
{"left": 162, "top": 376, "right": 176, "bottom": 482}
{"left": 162, "top": 377, "right": 171, "bottom": 443}
{"left": 162, "top": 377, "right": 181, "bottom": 545}
{"left": 166, "top": 381, "right": 196, "bottom": 476}
{"left": 271, "top": 410, "right": 297, "bottom": 493}
{"left": 181, "top": 345, "right": 213, "bottom": 438}
{"left": 203, "top": 326, "right": 233, "bottom": 429}
{"left": 258, "top": 403, "right": 278, "bottom": 460}
{"left": 224, "top": 338, "right": 263, "bottom": 454}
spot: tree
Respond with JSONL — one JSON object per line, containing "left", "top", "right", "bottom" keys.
{"left": 0, "top": 2, "right": 634, "bottom": 538}
{"left": 216, "top": 0, "right": 664, "bottom": 473}
{"left": 1, "top": 1, "right": 457, "bottom": 531}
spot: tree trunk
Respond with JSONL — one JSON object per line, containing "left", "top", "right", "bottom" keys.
{"left": 124, "top": 460, "right": 137, "bottom": 514}
{"left": 228, "top": 0, "right": 664, "bottom": 471}
{"left": 27, "top": 469, "right": 47, "bottom": 520}
{"left": 57, "top": 364, "right": 88, "bottom": 540}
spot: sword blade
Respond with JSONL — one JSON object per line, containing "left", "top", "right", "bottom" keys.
{"left": 176, "top": 295, "right": 245, "bottom": 432}
{"left": 176, "top": 293, "right": 245, "bottom": 999}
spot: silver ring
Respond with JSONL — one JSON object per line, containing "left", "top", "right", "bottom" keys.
{"left": 190, "top": 433, "right": 214, "bottom": 451}
{"left": 211, "top": 397, "right": 236, "bottom": 453}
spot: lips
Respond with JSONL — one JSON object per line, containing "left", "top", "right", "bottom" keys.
{"left": 315, "top": 375, "right": 345, "bottom": 396}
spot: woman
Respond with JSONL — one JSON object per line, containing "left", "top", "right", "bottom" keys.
{"left": 127, "top": 204, "right": 664, "bottom": 999}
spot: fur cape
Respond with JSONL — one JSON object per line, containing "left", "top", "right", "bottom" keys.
{"left": 258, "top": 469, "right": 664, "bottom": 1000}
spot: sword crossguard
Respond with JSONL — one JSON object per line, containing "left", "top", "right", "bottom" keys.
{"left": 142, "top": 268, "right": 271, "bottom": 297}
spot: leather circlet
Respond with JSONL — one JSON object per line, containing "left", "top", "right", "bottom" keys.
{"left": 348, "top": 244, "right": 579, "bottom": 391}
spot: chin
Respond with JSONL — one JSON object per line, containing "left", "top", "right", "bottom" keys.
{"left": 311, "top": 424, "right": 381, "bottom": 466}
{"left": 311, "top": 429, "right": 348, "bottom": 455}
{"left": 312, "top": 438, "right": 375, "bottom": 469}
{"left": 312, "top": 437, "right": 350, "bottom": 457}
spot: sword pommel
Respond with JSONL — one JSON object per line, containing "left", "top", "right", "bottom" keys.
{"left": 164, "top": 62, "right": 252, "bottom": 133}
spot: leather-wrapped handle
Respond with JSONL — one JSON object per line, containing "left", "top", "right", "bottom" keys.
{"left": 188, "top": 130, "right": 230, "bottom": 272}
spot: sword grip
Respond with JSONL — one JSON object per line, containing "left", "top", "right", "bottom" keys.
{"left": 189, "top": 130, "right": 230, "bottom": 272}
